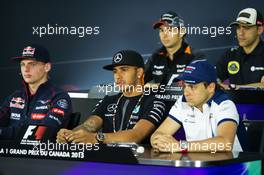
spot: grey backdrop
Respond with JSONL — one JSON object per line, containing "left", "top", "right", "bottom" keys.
{"left": 0, "top": 0, "right": 264, "bottom": 102}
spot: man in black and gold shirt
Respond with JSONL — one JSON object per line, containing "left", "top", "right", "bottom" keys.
{"left": 216, "top": 8, "right": 264, "bottom": 89}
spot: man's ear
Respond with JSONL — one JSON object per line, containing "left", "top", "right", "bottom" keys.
{"left": 257, "top": 25, "right": 264, "bottom": 35}
{"left": 208, "top": 82, "right": 216, "bottom": 93}
{"left": 137, "top": 68, "right": 144, "bottom": 77}
{"left": 44, "top": 63, "right": 51, "bottom": 72}
{"left": 137, "top": 67, "right": 145, "bottom": 85}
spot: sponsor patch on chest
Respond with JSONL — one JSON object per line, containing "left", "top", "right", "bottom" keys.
{"left": 10, "top": 97, "right": 25, "bottom": 109}
{"left": 10, "top": 113, "right": 21, "bottom": 120}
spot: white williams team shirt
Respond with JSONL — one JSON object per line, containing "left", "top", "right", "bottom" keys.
{"left": 169, "top": 90, "right": 242, "bottom": 152}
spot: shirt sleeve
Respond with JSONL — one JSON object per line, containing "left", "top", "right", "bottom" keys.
{"left": 91, "top": 95, "right": 110, "bottom": 119}
{"left": 0, "top": 96, "right": 11, "bottom": 126}
{"left": 168, "top": 96, "right": 184, "bottom": 125}
{"left": 41, "top": 92, "right": 72, "bottom": 128}
{"left": 215, "top": 100, "right": 239, "bottom": 126}
{"left": 0, "top": 95, "right": 13, "bottom": 139}
{"left": 144, "top": 56, "right": 154, "bottom": 83}
{"left": 141, "top": 96, "right": 166, "bottom": 127}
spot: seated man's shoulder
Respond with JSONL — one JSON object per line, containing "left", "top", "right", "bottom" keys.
{"left": 211, "top": 90, "right": 235, "bottom": 107}
{"left": 219, "top": 46, "right": 240, "bottom": 59}
{"left": 47, "top": 84, "right": 72, "bottom": 108}
{"left": 10, "top": 89, "right": 23, "bottom": 96}
{"left": 152, "top": 47, "right": 167, "bottom": 58}
{"left": 223, "top": 46, "right": 240, "bottom": 57}
{"left": 102, "top": 93, "right": 122, "bottom": 102}
{"left": 52, "top": 88, "right": 71, "bottom": 100}
{"left": 46, "top": 82, "right": 71, "bottom": 98}
{"left": 230, "top": 46, "right": 240, "bottom": 52}
{"left": 143, "top": 93, "right": 157, "bottom": 101}
{"left": 142, "top": 94, "right": 166, "bottom": 106}
{"left": 216, "top": 46, "right": 241, "bottom": 69}
{"left": 5, "top": 89, "right": 26, "bottom": 100}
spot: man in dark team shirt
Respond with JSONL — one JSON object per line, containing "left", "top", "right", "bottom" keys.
{"left": 216, "top": 8, "right": 264, "bottom": 89}
{"left": 0, "top": 44, "right": 72, "bottom": 140}
{"left": 57, "top": 50, "right": 166, "bottom": 144}
{"left": 144, "top": 11, "right": 203, "bottom": 118}
{"left": 145, "top": 11, "right": 202, "bottom": 88}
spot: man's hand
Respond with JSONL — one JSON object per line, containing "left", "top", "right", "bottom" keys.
{"left": 66, "top": 129, "right": 97, "bottom": 144}
{"left": 218, "top": 82, "right": 230, "bottom": 90}
{"left": 151, "top": 133, "right": 180, "bottom": 152}
{"left": 56, "top": 128, "right": 73, "bottom": 143}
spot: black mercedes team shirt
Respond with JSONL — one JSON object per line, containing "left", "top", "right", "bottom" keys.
{"left": 216, "top": 40, "right": 264, "bottom": 85}
{"left": 92, "top": 93, "right": 166, "bottom": 133}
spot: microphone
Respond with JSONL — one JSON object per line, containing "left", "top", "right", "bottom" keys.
{"left": 107, "top": 142, "right": 145, "bottom": 155}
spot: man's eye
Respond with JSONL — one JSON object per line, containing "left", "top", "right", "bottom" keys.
{"left": 29, "top": 62, "right": 37, "bottom": 66}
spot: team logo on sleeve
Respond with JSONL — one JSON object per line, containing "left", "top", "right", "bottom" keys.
{"left": 51, "top": 108, "right": 65, "bottom": 116}
{"left": 31, "top": 113, "right": 46, "bottom": 120}
{"left": 57, "top": 99, "right": 68, "bottom": 109}
{"left": 228, "top": 61, "right": 240, "bottom": 74}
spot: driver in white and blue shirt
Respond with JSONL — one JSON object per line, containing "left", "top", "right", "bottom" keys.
{"left": 151, "top": 60, "right": 242, "bottom": 153}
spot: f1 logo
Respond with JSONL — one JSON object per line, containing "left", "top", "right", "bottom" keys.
{"left": 23, "top": 125, "right": 37, "bottom": 139}
{"left": 23, "top": 125, "right": 47, "bottom": 140}
{"left": 167, "top": 74, "right": 179, "bottom": 86}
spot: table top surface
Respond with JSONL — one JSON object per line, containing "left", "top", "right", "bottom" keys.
{"left": 0, "top": 142, "right": 263, "bottom": 167}
{"left": 137, "top": 147, "right": 263, "bottom": 167}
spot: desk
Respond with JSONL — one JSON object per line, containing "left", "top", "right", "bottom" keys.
{"left": 0, "top": 144, "right": 262, "bottom": 175}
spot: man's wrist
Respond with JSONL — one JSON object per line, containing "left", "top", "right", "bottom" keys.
{"left": 180, "top": 140, "right": 188, "bottom": 152}
{"left": 96, "top": 131, "right": 105, "bottom": 144}
{"left": 229, "top": 84, "right": 236, "bottom": 90}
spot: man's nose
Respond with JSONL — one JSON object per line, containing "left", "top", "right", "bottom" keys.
{"left": 115, "top": 70, "right": 122, "bottom": 79}
{"left": 23, "top": 64, "right": 30, "bottom": 72}
{"left": 237, "top": 27, "right": 244, "bottom": 35}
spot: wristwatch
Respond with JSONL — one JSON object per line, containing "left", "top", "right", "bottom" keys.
{"left": 229, "top": 84, "right": 236, "bottom": 90}
{"left": 180, "top": 140, "right": 188, "bottom": 152}
{"left": 96, "top": 131, "right": 105, "bottom": 144}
